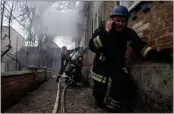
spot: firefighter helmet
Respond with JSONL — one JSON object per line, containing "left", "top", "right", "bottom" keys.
{"left": 62, "top": 46, "right": 67, "bottom": 49}
{"left": 110, "top": 5, "right": 129, "bottom": 20}
{"left": 62, "top": 46, "right": 67, "bottom": 50}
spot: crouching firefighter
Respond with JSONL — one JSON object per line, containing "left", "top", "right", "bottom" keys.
{"left": 65, "top": 46, "right": 89, "bottom": 86}
{"left": 88, "top": 5, "right": 173, "bottom": 113}
{"left": 56, "top": 46, "right": 80, "bottom": 82}
{"left": 64, "top": 48, "right": 83, "bottom": 86}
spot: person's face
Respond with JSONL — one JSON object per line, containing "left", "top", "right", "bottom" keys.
{"left": 62, "top": 47, "right": 67, "bottom": 53}
{"left": 111, "top": 15, "right": 127, "bottom": 32}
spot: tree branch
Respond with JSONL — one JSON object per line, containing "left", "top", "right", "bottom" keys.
{"left": 1, "top": 1, "right": 15, "bottom": 58}
{"left": 1, "top": 44, "right": 12, "bottom": 57}
{"left": 1, "top": 34, "right": 8, "bottom": 40}
{"left": 1, "top": 50, "right": 22, "bottom": 69}
{"left": 1, "top": 1, "right": 6, "bottom": 38}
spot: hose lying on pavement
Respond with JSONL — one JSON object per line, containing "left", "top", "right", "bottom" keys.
{"left": 52, "top": 78, "right": 70, "bottom": 113}
{"left": 52, "top": 79, "right": 61, "bottom": 113}
{"left": 61, "top": 83, "right": 69, "bottom": 113}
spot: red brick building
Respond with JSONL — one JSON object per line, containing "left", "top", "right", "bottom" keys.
{"left": 128, "top": 1, "right": 173, "bottom": 51}
{"left": 84, "top": 1, "right": 173, "bottom": 112}
{"left": 125, "top": 1, "right": 173, "bottom": 112}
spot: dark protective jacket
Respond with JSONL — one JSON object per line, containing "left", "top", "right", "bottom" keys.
{"left": 58, "top": 47, "right": 79, "bottom": 75}
{"left": 89, "top": 26, "right": 173, "bottom": 75}
{"left": 61, "top": 47, "right": 80, "bottom": 67}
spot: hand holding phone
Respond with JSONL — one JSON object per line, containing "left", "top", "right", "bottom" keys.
{"left": 105, "top": 19, "right": 114, "bottom": 33}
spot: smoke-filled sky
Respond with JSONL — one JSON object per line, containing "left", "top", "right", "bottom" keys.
{"left": 4, "top": 1, "right": 84, "bottom": 49}
{"left": 54, "top": 36, "right": 75, "bottom": 49}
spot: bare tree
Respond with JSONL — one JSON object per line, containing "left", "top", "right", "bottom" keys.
{"left": 2, "top": 1, "right": 82, "bottom": 70}
{"left": 18, "top": 1, "right": 79, "bottom": 46}
{"left": 1, "top": 1, "right": 6, "bottom": 39}
{"left": 1, "top": 50, "right": 22, "bottom": 70}
{"left": 1, "top": 1, "right": 16, "bottom": 57}
{"left": 18, "top": 1, "right": 47, "bottom": 46}
{"left": 1, "top": 1, "right": 26, "bottom": 70}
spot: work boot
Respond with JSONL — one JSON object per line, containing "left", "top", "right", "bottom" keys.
{"left": 83, "top": 81, "right": 89, "bottom": 87}
{"left": 56, "top": 78, "right": 59, "bottom": 82}
{"left": 105, "top": 105, "right": 123, "bottom": 113}
{"left": 65, "top": 77, "right": 69, "bottom": 84}
{"left": 56, "top": 74, "right": 60, "bottom": 82}
{"left": 71, "top": 82, "right": 78, "bottom": 87}
{"left": 104, "top": 102, "right": 126, "bottom": 113}
{"left": 124, "top": 108, "right": 134, "bottom": 113}
{"left": 94, "top": 101, "right": 106, "bottom": 109}
{"left": 106, "top": 108, "right": 122, "bottom": 113}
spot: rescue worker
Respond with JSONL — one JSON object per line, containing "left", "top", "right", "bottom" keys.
{"left": 56, "top": 46, "right": 80, "bottom": 82}
{"left": 65, "top": 46, "right": 88, "bottom": 86}
{"left": 69, "top": 55, "right": 84, "bottom": 87}
{"left": 89, "top": 5, "right": 173, "bottom": 112}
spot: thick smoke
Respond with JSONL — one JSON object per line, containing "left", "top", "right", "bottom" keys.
{"left": 42, "top": 8, "right": 81, "bottom": 36}
{"left": 29, "top": 1, "right": 85, "bottom": 39}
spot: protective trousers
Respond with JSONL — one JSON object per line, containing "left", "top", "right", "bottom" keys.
{"left": 58, "top": 65, "right": 66, "bottom": 75}
{"left": 92, "top": 68, "right": 138, "bottom": 112}
{"left": 74, "top": 66, "right": 84, "bottom": 82}
{"left": 56, "top": 63, "right": 66, "bottom": 81}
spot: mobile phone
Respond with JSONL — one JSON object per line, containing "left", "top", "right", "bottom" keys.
{"left": 111, "top": 23, "right": 116, "bottom": 30}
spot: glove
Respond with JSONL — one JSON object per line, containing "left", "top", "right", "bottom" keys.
{"left": 144, "top": 48, "right": 173, "bottom": 64}
{"left": 75, "top": 47, "right": 80, "bottom": 51}
{"left": 158, "top": 48, "right": 173, "bottom": 64}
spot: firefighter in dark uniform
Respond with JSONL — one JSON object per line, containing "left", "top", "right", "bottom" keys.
{"left": 89, "top": 5, "right": 173, "bottom": 112}
{"left": 56, "top": 46, "right": 80, "bottom": 82}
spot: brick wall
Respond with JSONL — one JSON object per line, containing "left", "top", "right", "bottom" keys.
{"left": 129, "top": 63, "right": 173, "bottom": 112}
{"left": 1, "top": 68, "right": 51, "bottom": 112}
{"left": 127, "top": 1, "right": 173, "bottom": 112}
{"left": 128, "top": 1, "right": 173, "bottom": 51}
